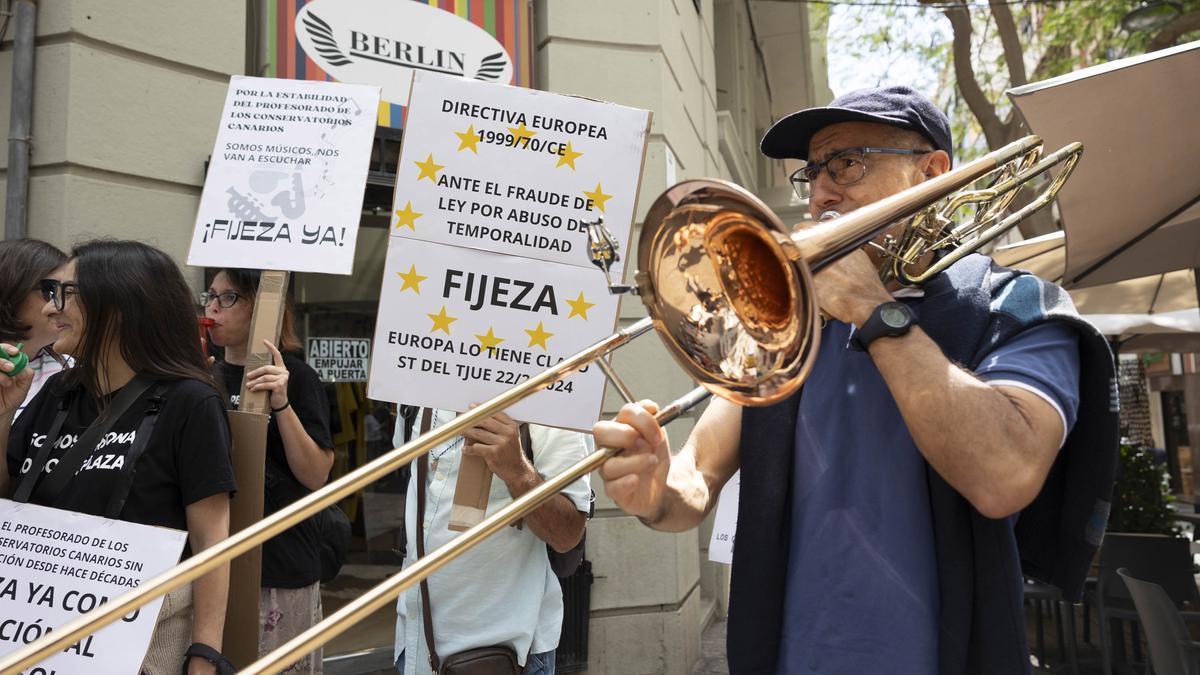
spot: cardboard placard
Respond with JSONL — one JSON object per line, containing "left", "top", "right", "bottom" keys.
{"left": 369, "top": 72, "right": 650, "bottom": 431}
{"left": 221, "top": 411, "right": 269, "bottom": 668}
{"left": 187, "top": 76, "right": 381, "bottom": 275}
{"left": 708, "top": 471, "right": 739, "bottom": 565}
{"left": 0, "top": 500, "right": 188, "bottom": 673}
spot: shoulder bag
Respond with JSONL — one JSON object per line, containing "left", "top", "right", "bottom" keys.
{"left": 415, "top": 409, "right": 522, "bottom": 675}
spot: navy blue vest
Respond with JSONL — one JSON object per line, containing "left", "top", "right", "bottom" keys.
{"left": 727, "top": 254, "right": 1118, "bottom": 674}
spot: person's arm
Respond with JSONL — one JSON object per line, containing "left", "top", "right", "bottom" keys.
{"left": 815, "top": 249, "right": 1065, "bottom": 519}
{"left": 0, "top": 344, "right": 34, "bottom": 496}
{"left": 593, "top": 396, "right": 742, "bottom": 533}
{"left": 184, "top": 492, "right": 230, "bottom": 675}
{"left": 247, "top": 341, "right": 334, "bottom": 490}
{"left": 460, "top": 412, "right": 585, "bottom": 553}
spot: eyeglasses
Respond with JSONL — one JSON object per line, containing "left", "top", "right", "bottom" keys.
{"left": 790, "top": 147, "right": 933, "bottom": 199}
{"left": 39, "top": 279, "right": 79, "bottom": 311}
{"left": 199, "top": 291, "right": 243, "bottom": 309}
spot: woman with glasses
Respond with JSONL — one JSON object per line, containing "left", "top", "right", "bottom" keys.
{"left": 203, "top": 268, "right": 333, "bottom": 674}
{"left": 0, "top": 239, "right": 69, "bottom": 419}
{"left": 0, "top": 240, "right": 236, "bottom": 674}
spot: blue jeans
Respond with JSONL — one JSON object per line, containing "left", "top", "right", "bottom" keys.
{"left": 396, "top": 650, "right": 555, "bottom": 674}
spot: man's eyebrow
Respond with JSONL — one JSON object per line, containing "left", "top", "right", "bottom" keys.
{"left": 809, "top": 146, "right": 856, "bottom": 163}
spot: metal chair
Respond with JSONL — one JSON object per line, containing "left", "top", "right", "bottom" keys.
{"left": 1094, "top": 534, "right": 1200, "bottom": 674}
{"left": 1118, "top": 568, "right": 1200, "bottom": 675}
{"left": 1025, "top": 579, "right": 1080, "bottom": 674}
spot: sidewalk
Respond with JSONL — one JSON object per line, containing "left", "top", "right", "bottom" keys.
{"left": 691, "top": 618, "right": 729, "bottom": 674}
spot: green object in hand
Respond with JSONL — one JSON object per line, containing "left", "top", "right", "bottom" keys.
{"left": 1, "top": 344, "right": 28, "bottom": 377}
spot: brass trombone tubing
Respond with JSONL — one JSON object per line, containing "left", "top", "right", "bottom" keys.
{"left": 788, "top": 135, "right": 1045, "bottom": 270}
{"left": 903, "top": 140, "right": 1084, "bottom": 285}
{"left": 0, "top": 317, "right": 656, "bottom": 675}
{"left": 245, "top": 386, "right": 714, "bottom": 674}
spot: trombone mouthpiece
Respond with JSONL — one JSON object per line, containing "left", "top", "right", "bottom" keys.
{"left": 819, "top": 210, "right": 842, "bottom": 222}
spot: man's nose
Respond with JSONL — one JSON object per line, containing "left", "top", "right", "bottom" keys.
{"left": 807, "top": 170, "right": 843, "bottom": 215}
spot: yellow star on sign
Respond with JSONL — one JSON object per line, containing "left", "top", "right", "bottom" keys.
{"left": 475, "top": 327, "right": 505, "bottom": 351}
{"left": 393, "top": 201, "right": 423, "bottom": 231}
{"left": 427, "top": 305, "right": 458, "bottom": 335}
{"left": 415, "top": 153, "right": 444, "bottom": 182}
{"left": 396, "top": 264, "right": 428, "bottom": 294}
{"left": 524, "top": 321, "right": 554, "bottom": 350}
{"left": 455, "top": 124, "right": 482, "bottom": 153}
{"left": 582, "top": 182, "right": 613, "bottom": 213}
{"left": 565, "top": 292, "right": 595, "bottom": 320}
{"left": 508, "top": 122, "right": 537, "bottom": 144}
{"left": 556, "top": 141, "right": 583, "bottom": 170}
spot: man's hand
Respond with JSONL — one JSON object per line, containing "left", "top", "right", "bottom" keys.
{"left": 461, "top": 410, "right": 534, "bottom": 486}
{"left": 593, "top": 401, "right": 671, "bottom": 522}
{"left": 812, "top": 249, "right": 892, "bottom": 325}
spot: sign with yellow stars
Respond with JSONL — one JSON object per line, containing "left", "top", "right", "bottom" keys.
{"left": 386, "top": 71, "right": 651, "bottom": 276}
{"left": 187, "top": 76, "right": 381, "bottom": 274}
{"left": 368, "top": 238, "right": 620, "bottom": 431}
{"left": 369, "top": 71, "right": 651, "bottom": 430}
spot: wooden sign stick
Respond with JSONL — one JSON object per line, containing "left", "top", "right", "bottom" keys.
{"left": 222, "top": 269, "right": 289, "bottom": 666}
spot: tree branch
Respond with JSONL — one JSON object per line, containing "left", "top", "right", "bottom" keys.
{"left": 944, "top": 7, "right": 1007, "bottom": 148}
{"left": 1148, "top": 10, "right": 1200, "bottom": 51}
{"left": 990, "top": 0, "right": 1028, "bottom": 87}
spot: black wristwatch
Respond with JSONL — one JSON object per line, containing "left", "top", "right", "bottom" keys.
{"left": 182, "top": 643, "right": 236, "bottom": 675}
{"left": 849, "top": 301, "right": 916, "bottom": 351}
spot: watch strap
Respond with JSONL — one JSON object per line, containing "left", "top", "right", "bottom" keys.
{"left": 849, "top": 301, "right": 915, "bottom": 351}
{"left": 182, "top": 643, "right": 236, "bottom": 675}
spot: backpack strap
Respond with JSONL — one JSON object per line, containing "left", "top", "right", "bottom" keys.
{"left": 12, "top": 394, "right": 72, "bottom": 504}
{"left": 17, "top": 375, "right": 157, "bottom": 505}
{"left": 103, "top": 382, "right": 171, "bottom": 519}
{"left": 414, "top": 409, "right": 440, "bottom": 673}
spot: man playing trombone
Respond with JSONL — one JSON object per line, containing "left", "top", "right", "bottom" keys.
{"left": 593, "top": 86, "right": 1117, "bottom": 674}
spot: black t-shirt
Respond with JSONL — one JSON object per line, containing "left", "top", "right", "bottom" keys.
{"left": 214, "top": 352, "right": 333, "bottom": 588}
{"left": 7, "top": 374, "right": 236, "bottom": 535}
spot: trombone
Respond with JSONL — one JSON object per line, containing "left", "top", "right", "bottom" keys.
{"left": 0, "top": 134, "right": 1081, "bottom": 674}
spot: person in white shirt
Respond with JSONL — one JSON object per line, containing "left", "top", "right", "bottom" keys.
{"left": 394, "top": 408, "right": 589, "bottom": 675}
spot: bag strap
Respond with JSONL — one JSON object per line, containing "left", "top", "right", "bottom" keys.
{"left": 12, "top": 395, "right": 72, "bottom": 504}
{"left": 415, "top": 409, "right": 440, "bottom": 673}
{"left": 18, "top": 375, "right": 157, "bottom": 505}
{"left": 103, "top": 382, "right": 171, "bottom": 518}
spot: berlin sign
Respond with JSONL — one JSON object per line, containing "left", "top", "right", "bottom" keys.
{"left": 295, "top": 0, "right": 515, "bottom": 104}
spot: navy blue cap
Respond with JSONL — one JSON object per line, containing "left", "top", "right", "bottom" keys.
{"left": 761, "top": 85, "right": 953, "bottom": 163}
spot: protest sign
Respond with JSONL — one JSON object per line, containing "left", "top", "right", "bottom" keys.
{"left": 386, "top": 72, "right": 649, "bottom": 276}
{"left": 371, "top": 239, "right": 619, "bottom": 431}
{"left": 187, "top": 76, "right": 381, "bottom": 275}
{"left": 369, "top": 72, "right": 650, "bottom": 431}
{"left": 0, "top": 500, "right": 188, "bottom": 673}
{"left": 708, "top": 471, "right": 739, "bottom": 565}
{"left": 307, "top": 338, "right": 371, "bottom": 382}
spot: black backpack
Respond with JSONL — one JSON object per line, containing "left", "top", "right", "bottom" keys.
{"left": 518, "top": 423, "right": 592, "bottom": 578}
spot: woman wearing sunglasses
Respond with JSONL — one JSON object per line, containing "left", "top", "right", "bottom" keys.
{"left": 0, "top": 240, "right": 237, "bottom": 675}
{"left": 0, "top": 238, "right": 69, "bottom": 419}
{"left": 203, "top": 268, "right": 333, "bottom": 674}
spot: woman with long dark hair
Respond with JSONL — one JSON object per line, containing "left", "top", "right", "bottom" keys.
{"left": 0, "top": 240, "right": 236, "bottom": 675}
{"left": 203, "top": 268, "right": 332, "bottom": 674}
{"left": 0, "top": 238, "right": 69, "bottom": 417}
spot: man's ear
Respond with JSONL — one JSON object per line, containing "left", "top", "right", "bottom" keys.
{"left": 924, "top": 150, "right": 952, "bottom": 177}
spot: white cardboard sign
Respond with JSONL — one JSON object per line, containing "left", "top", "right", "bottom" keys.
{"left": 368, "top": 73, "right": 650, "bottom": 430}
{"left": 389, "top": 71, "right": 651, "bottom": 275}
{"left": 307, "top": 337, "right": 371, "bottom": 383}
{"left": 0, "top": 500, "right": 188, "bottom": 673}
{"left": 369, "top": 238, "right": 620, "bottom": 431}
{"left": 708, "top": 471, "right": 739, "bottom": 565}
{"left": 187, "top": 76, "right": 381, "bottom": 275}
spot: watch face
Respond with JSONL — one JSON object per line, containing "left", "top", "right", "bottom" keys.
{"left": 880, "top": 304, "right": 910, "bottom": 328}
